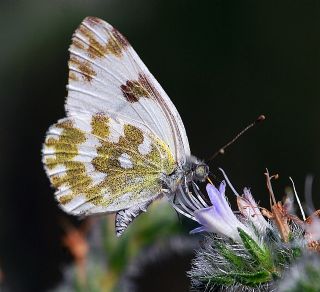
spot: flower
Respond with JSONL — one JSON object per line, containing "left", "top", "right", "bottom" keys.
{"left": 191, "top": 182, "right": 256, "bottom": 242}
{"left": 237, "top": 187, "right": 271, "bottom": 233}
{"left": 172, "top": 170, "right": 318, "bottom": 291}
{"left": 169, "top": 176, "right": 261, "bottom": 243}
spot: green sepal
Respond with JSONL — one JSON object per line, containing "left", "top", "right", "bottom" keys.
{"left": 237, "top": 228, "right": 272, "bottom": 270}
{"left": 216, "top": 242, "right": 247, "bottom": 270}
{"left": 202, "top": 270, "right": 272, "bottom": 287}
{"left": 274, "top": 245, "right": 302, "bottom": 267}
{"left": 292, "top": 247, "right": 302, "bottom": 259}
{"left": 230, "top": 270, "right": 272, "bottom": 286}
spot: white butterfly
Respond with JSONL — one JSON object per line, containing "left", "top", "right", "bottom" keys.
{"left": 42, "top": 17, "right": 209, "bottom": 236}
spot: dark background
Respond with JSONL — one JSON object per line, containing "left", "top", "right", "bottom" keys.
{"left": 1, "top": 0, "right": 320, "bottom": 291}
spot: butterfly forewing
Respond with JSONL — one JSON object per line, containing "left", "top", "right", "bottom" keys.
{"left": 66, "top": 16, "right": 190, "bottom": 163}
{"left": 42, "top": 113, "right": 176, "bottom": 215}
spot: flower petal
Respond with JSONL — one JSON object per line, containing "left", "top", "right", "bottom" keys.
{"left": 206, "top": 182, "right": 234, "bottom": 218}
{"left": 194, "top": 206, "right": 236, "bottom": 240}
{"left": 206, "top": 184, "right": 221, "bottom": 205}
{"left": 190, "top": 226, "right": 207, "bottom": 234}
{"left": 206, "top": 183, "right": 248, "bottom": 231}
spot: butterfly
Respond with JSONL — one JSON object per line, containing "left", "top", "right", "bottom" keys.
{"left": 42, "top": 17, "right": 209, "bottom": 236}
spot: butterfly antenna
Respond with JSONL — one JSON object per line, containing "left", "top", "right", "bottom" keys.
{"left": 207, "top": 114, "right": 265, "bottom": 162}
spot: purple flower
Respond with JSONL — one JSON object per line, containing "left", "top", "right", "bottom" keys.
{"left": 191, "top": 182, "right": 256, "bottom": 242}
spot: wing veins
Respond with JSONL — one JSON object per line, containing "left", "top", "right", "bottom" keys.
{"left": 69, "top": 50, "right": 126, "bottom": 85}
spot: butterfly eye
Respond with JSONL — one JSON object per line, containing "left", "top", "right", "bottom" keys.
{"left": 194, "top": 164, "right": 209, "bottom": 181}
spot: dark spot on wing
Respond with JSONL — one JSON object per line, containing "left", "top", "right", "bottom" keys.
{"left": 85, "top": 16, "right": 101, "bottom": 26}
{"left": 68, "top": 71, "right": 78, "bottom": 81}
{"left": 121, "top": 76, "right": 150, "bottom": 103}
{"left": 112, "top": 28, "right": 129, "bottom": 49}
{"left": 138, "top": 73, "right": 161, "bottom": 100}
{"left": 69, "top": 56, "right": 96, "bottom": 82}
{"left": 74, "top": 19, "right": 129, "bottom": 59}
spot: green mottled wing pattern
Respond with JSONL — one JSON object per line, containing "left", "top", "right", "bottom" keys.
{"left": 42, "top": 112, "right": 176, "bottom": 215}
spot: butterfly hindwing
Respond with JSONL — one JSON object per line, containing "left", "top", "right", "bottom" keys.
{"left": 42, "top": 112, "right": 176, "bottom": 215}
{"left": 66, "top": 16, "right": 190, "bottom": 163}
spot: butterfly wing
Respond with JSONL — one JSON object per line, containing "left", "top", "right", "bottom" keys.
{"left": 66, "top": 16, "right": 190, "bottom": 164}
{"left": 42, "top": 113, "right": 176, "bottom": 215}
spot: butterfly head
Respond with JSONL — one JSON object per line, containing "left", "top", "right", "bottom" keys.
{"left": 184, "top": 156, "right": 209, "bottom": 183}
{"left": 193, "top": 163, "right": 209, "bottom": 182}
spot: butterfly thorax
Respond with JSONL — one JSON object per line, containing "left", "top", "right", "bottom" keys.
{"left": 161, "top": 156, "right": 209, "bottom": 194}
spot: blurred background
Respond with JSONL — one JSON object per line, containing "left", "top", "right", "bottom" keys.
{"left": 1, "top": 0, "right": 320, "bottom": 291}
